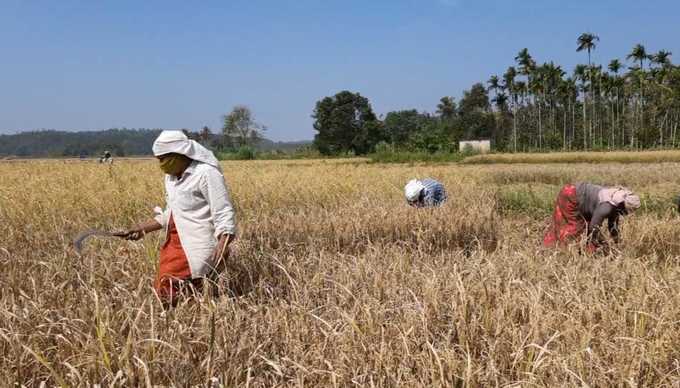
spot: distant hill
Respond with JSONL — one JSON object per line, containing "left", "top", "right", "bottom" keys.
{"left": 0, "top": 129, "right": 311, "bottom": 158}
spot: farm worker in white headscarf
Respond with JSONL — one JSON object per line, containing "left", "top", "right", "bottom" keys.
{"left": 404, "top": 178, "right": 448, "bottom": 208}
{"left": 114, "top": 130, "right": 237, "bottom": 306}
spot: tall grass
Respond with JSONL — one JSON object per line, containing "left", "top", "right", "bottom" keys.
{"left": 1, "top": 160, "right": 679, "bottom": 386}
{"left": 216, "top": 146, "right": 327, "bottom": 161}
{"left": 369, "top": 150, "right": 464, "bottom": 164}
{"left": 462, "top": 150, "right": 680, "bottom": 164}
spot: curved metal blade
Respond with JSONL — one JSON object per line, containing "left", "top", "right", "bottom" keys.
{"left": 73, "top": 229, "right": 113, "bottom": 254}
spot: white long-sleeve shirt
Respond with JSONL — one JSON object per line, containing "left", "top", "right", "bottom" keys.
{"left": 154, "top": 161, "right": 237, "bottom": 278}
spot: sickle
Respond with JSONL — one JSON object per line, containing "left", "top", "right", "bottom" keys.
{"left": 73, "top": 229, "right": 114, "bottom": 254}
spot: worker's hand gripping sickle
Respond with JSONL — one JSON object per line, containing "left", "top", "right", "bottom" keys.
{"left": 112, "top": 229, "right": 144, "bottom": 241}
{"left": 112, "top": 220, "right": 163, "bottom": 241}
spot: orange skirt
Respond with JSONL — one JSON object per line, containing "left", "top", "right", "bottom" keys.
{"left": 154, "top": 215, "right": 202, "bottom": 305}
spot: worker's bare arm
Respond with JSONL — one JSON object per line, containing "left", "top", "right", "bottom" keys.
{"left": 112, "top": 219, "right": 162, "bottom": 241}
{"left": 211, "top": 233, "right": 235, "bottom": 261}
{"left": 589, "top": 203, "right": 615, "bottom": 244}
{"left": 607, "top": 213, "right": 620, "bottom": 244}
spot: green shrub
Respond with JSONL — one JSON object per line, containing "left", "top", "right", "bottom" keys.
{"left": 495, "top": 187, "right": 554, "bottom": 218}
{"left": 217, "top": 146, "right": 256, "bottom": 160}
{"left": 639, "top": 194, "right": 678, "bottom": 217}
{"left": 460, "top": 144, "right": 479, "bottom": 158}
{"left": 370, "top": 143, "right": 464, "bottom": 163}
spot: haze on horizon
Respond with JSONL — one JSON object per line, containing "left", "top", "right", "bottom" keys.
{"left": 2, "top": 0, "right": 679, "bottom": 141}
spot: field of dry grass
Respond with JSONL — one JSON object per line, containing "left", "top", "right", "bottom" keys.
{"left": 462, "top": 150, "right": 680, "bottom": 164}
{"left": 1, "top": 158, "right": 680, "bottom": 386}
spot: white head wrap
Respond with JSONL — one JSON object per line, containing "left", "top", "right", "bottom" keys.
{"left": 623, "top": 194, "right": 641, "bottom": 211}
{"left": 600, "top": 186, "right": 640, "bottom": 212}
{"left": 152, "top": 130, "right": 220, "bottom": 170}
{"left": 404, "top": 179, "right": 425, "bottom": 202}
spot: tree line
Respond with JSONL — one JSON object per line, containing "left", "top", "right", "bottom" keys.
{"left": 0, "top": 129, "right": 163, "bottom": 157}
{"left": 0, "top": 105, "right": 280, "bottom": 158}
{"left": 0, "top": 126, "right": 306, "bottom": 158}
{"left": 312, "top": 35, "right": 680, "bottom": 155}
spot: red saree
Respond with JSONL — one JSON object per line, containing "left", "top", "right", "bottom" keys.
{"left": 543, "top": 184, "right": 587, "bottom": 248}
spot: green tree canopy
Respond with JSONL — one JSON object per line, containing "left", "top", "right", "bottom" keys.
{"left": 436, "top": 97, "right": 457, "bottom": 120}
{"left": 312, "top": 91, "right": 384, "bottom": 155}
{"left": 383, "top": 110, "right": 431, "bottom": 146}
{"left": 458, "top": 83, "right": 491, "bottom": 116}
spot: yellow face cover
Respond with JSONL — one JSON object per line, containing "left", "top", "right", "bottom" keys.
{"left": 158, "top": 154, "right": 190, "bottom": 176}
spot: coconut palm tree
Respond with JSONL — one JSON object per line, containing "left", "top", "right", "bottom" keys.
{"left": 542, "top": 62, "right": 565, "bottom": 141}
{"left": 608, "top": 59, "right": 624, "bottom": 147}
{"left": 515, "top": 48, "right": 534, "bottom": 69}
{"left": 557, "top": 78, "right": 571, "bottom": 149}
{"left": 590, "top": 64, "right": 605, "bottom": 148}
{"left": 628, "top": 44, "right": 648, "bottom": 69}
{"left": 574, "top": 64, "right": 589, "bottom": 149}
{"left": 531, "top": 67, "right": 546, "bottom": 149}
{"left": 503, "top": 66, "right": 518, "bottom": 151}
{"left": 627, "top": 44, "right": 649, "bottom": 148}
{"left": 648, "top": 51, "right": 674, "bottom": 146}
{"left": 492, "top": 93, "right": 509, "bottom": 112}
{"left": 577, "top": 33, "right": 600, "bottom": 67}
{"left": 514, "top": 49, "right": 537, "bottom": 148}
{"left": 651, "top": 50, "right": 672, "bottom": 68}
{"left": 626, "top": 66, "right": 647, "bottom": 148}
{"left": 515, "top": 48, "right": 535, "bottom": 96}
{"left": 589, "top": 66, "right": 608, "bottom": 147}
{"left": 563, "top": 77, "right": 578, "bottom": 150}
{"left": 487, "top": 75, "right": 501, "bottom": 102}
{"left": 514, "top": 80, "right": 527, "bottom": 149}
{"left": 577, "top": 33, "right": 600, "bottom": 149}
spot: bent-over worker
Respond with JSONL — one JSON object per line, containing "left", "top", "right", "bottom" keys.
{"left": 404, "top": 178, "right": 448, "bottom": 208}
{"left": 543, "top": 182, "right": 640, "bottom": 252}
{"left": 114, "top": 130, "right": 237, "bottom": 306}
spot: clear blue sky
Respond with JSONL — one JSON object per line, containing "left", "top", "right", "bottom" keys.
{"left": 2, "top": 0, "right": 679, "bottom": 141}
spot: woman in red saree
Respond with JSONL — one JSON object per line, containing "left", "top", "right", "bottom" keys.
{"left": 544, "top": 183, "right": 640, "bottom": 252}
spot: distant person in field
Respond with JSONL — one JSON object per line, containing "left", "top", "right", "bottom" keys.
{"left": 114, "top": 130, "right": 237, "bottom": 307}
{"left": 404, "top": 178, "right": 448, "bottom": 208}
{"left": 543, "top": 183, "right": 640, "bottom": 253}
{"left": 100, "top": 150, "right": 113, "bottom": 164}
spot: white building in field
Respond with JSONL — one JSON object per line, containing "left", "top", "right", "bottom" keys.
{"left": 459, "top": 140, "right": 491, "bottom": 153}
